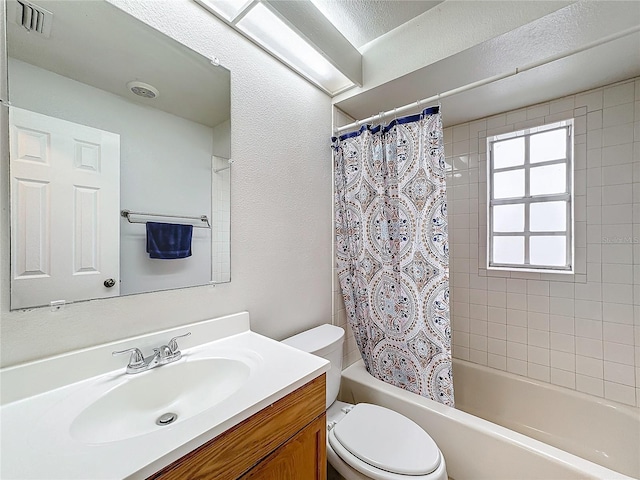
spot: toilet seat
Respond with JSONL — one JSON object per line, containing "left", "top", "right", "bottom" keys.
{"left": 328, "top": 403, "right": 442, "bottom": 480}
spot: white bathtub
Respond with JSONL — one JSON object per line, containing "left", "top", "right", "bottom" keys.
{"left": 453, "top": 359, "right": 640, "bottom": 479}
{"left": 339, "top": 359, "right": 639, "bottom": 480}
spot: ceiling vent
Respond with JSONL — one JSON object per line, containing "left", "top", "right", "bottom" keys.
{"left": 16, "top": 0, "right": 53, "bottom": 37}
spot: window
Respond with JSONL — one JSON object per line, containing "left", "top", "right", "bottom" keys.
{"left": 487, "top": 120, "right": 573, "bottom": 272}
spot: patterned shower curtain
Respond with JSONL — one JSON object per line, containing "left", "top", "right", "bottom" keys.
{"left": 333, "top": 107, "right": 454, "bottom": 406}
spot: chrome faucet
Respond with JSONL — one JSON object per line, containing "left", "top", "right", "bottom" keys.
{"left": 112, "top": 332, "right": 191, "bottom": 374}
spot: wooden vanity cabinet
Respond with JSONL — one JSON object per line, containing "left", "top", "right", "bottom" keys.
{"left": 149, "top": 374, "right": 326, "bottom": 480}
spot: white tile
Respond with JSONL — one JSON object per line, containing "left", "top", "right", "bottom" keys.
{"left": 487, "top": 353, "right": 506, "bottom": 371}
{"left": 527, "top": 295, "right": 549, "bottom": 313}
{"left": 507, "top": 325, "right": 527, "bottom": 344}
{"left": 488, "top": 337, "right": 506, "bottom": 356}
{"left": 527, "top": 280, "right": 549, "bottom": 296}
{"left": 587, "top": 110, "right": 603, "bottom": 131}
{"left": 453, "top": 124, "right": 470, "bottom": 142}
{"left": 506, "top": 279, "right": 527, "bottom": 293}
{"left": 506, "top": 109, "right": 527, "bottom": 124}
{"left": 587, "top": 129, "right": 602, "bottom": 150}
{"left": 452, "top": 344, "right": 470, "bottom": 360}
{"left": 574, "top": 283, "right": 601, "bottom": 301}
{"left": 488, "top": 277, "right": 506, "bottom": 292}
{"left": 550, "top": 97, "right": 575, "bottom": 115}
{"left": 603, "top": 82, "right": 635, "bottom": 108}
{"left": 486, "top": 114, "right": 506, "bottom": 129}
{"left": 602, "top": 302, "right": 634, "bottom": 325}
{"left": 507, "top": 341, "right": 528, "bottom": 361}
{"left": 469, "top": 289, "right": 488, "bottom": 305}
{"left": 575, "top": 317, "right": 603, "bottom": 339}
{"left": 551, "top": 350, "right": 575, "bottom": 371}
{"left": 576, "top": 355, "right": 604, "bottom": 378}
{"left": 603, "top": 342, "right": 635, "bottom": 365}
{"left": 604, "top": 381, "right": 636, "bottom": 406}
{"left": 549, "top": 282, "right": 574, "bottom": 298}
{"left": 528, "top": 363, "right": 550, "bottom": 382}
{"left": 576, "top": 337, "right": 603, "bottom": 359}
{"left": 528, "top": 312, "right": 549, "bottom": 331}
{"left": 603, "top": 103, "right": 634, "bottom": 128}
{"left": 470, "top": 333, "right": 488, "bottom": 352}
{"left": 487, "top": 290, "right": 507, "bottom": 309}
{"left": 488, "top": 322, "right": 507, "bottom": 341}
{"left": 602, "top": 164, "right": 633, "bottom": 186}
{"left": 469, "top": 349, "right": 488, "bottom": 366}
{"left": 602, "top": 124, "right": 634, "bottom": 147}
{"left": 551, "top": 332, "right": 575, "bottom": 353}
{"left": 575, "top": 90, "right": 603, "bottom": 112}
{"left": 550, "top": 315, "right": 574, "bottom": 334}
{"left": 601, "top": 264, "right": 633, "bottom": 284}
{"left": 506, "top": 309, "right": 528, "bottom": 327}
{"left": 527, "top": 104, "right": 550, "bottom": 120}
{"left": 453, "top": 330, "right": 470, "bottom": 347}
{"left": 507, "top": 358, "right": 527, "bottom": 376}
{"left": 603, "top": 284, "right": 633, "bottom": 305}
{"left": 576, "top": 374, "right": 604, "bottom": 397}
{"left": 550, "top": 297, "right": 575, "bottom": 317}
{"left": 603, "top": 322, "right": 634, "bottom": 345}
{"left": 551, "top": 368, "right": 576, "bottom": 389}
{"left": 506, "top": 293, "right": 527, "bottom": 311}
{"left": 602, "top": 184, "right": 633, "bottom": 205}
{"left": 601, "top": 244, "right": 633, "bottom": 264}
{"left": 488, "top": 306, "right": 506, "bottom": 324}
{"left": 601, "top": 143, "right": 634, "bottom": 167}
{"left": 528, "top": 329, "right": 550, "bottom": 348}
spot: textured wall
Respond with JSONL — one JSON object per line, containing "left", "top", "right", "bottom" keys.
{"left": 0, "top": 0, "right": 333, "bottom": 366}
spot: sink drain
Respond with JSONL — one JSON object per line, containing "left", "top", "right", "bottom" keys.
{"left": 156, "top": 412, "right": 178, "bottom": 426}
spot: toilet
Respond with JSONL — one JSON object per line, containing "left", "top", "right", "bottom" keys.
{"left": 282, "top": 324, "right": 448, "bottom": 480}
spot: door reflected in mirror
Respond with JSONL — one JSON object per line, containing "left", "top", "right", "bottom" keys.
{"left": 6, "top": 0, "right": 231, "bottom": 310}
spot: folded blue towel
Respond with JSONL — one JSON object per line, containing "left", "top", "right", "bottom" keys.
{"left": 146, "top": 222, "right": 193, "bottom": 259}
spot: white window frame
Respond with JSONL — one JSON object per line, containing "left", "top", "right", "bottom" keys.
{"left": 486, "top": 119, "right": 574, "bottom": 273}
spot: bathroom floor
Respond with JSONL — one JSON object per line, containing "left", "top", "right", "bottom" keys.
{"left": 327, "top": 464, "right": 344, "bottom": 480}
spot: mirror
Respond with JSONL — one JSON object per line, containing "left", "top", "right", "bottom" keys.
{"left": 6, "top": 0, "right": 231, "bottom": 310}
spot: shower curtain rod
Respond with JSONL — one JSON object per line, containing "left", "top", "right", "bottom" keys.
{"left": 334, "top": 25, "right": 640, "bottom": 134}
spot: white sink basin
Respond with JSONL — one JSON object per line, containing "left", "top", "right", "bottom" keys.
{"left": 70, "top": 357, "right": 250, "bottom": 444}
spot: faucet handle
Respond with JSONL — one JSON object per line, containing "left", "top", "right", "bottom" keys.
{"left": 168, "top": 332, "right": 191, "bottom": 353}
{"left": 112, "top": 347, "right": 145, "bottom": 368}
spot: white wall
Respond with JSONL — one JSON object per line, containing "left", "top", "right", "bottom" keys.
{"left": 8, "top": 58, "right": 213, "bottom": 297}
{"left": 445, "top": 78, "right": 640, "bottom": 407}
{"left": 0, "top": 0, "right": 333, "bottom": 366}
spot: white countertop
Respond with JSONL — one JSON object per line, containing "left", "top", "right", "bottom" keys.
{"left": 0, "top": 313, "right": 329, "bottom": 479}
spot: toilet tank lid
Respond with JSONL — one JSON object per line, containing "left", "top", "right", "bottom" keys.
{"left": 282, "top": 324, "right": 344, "bottom": 355}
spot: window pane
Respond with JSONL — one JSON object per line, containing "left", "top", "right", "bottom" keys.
{"left": 530, "top": 201, "right": 567, "bottom": 232}
{"left": 493, "top": 204, "right": 525, "bottom": 232}
{"left": 493, "top": 236, "right": 524, "bottom": 264}
{"left": 493, "top": 137, "right": 524, "bottom": 169}
{"left": 530, "top": 163, "right": 566, "bottom": 196}
{"left": 494, "top": 169, "right": 525, "bottom": 199}
{"left": 531, "top": 129, "right": 567, "bottom": 163}
{"left": 530, "top": 236, "right": 567, "bottom": 266}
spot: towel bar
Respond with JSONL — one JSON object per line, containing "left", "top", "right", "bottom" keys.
{"left": 121, "top": 210, "right": 211, "bottom": 228}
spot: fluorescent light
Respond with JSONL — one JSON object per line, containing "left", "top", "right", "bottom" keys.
{"left": 196, "top": 0, "right": 250, "bottom": 22}
{"left": 235, "top": 3, "right": 353, "bottom": 93}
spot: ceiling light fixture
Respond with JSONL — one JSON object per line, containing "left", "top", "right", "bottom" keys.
{"left": 193, "top": 0, "right": 361, "bottom": 96}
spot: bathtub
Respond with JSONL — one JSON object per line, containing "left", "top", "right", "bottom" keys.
{"left": 339, "top": 359, "right": 639, "bottom": 480}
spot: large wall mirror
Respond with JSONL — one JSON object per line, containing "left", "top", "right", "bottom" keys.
{"left": 6, "top": 0, "right": 231, "bottom": 310}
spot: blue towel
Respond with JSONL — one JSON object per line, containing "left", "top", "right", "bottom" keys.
{"left": 146, "top": 222, "right": 193, "bottom": 259}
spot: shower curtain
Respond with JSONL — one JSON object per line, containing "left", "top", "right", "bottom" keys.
{"left": 333, "top": 107, "right": 454, "bottom": 406}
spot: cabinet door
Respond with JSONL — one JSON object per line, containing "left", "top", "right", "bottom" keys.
{"left": 241, "top": 414, "right": 326, "bottom": 480}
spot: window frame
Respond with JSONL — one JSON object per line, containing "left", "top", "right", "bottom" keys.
{"left": 486, "top": 119, "right": 574, "bottom": 273}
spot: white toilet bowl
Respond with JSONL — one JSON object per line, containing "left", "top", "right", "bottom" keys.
{"left": 282, "top": 325, "right": 448, "bottom": 480}
{"left": 326, "top": 401, "right": 447, "bottom": 480}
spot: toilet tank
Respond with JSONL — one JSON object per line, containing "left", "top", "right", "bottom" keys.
{"left": 282, "top": 324, "right": 345, "bottom": 409}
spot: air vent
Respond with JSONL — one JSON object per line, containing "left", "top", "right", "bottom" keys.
{"left": 16, "top": 0, "right": 53, "bottom": 37}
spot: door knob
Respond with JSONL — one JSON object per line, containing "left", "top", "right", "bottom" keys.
{"left": 104, "top": 278, "right": 116, "bottom": 288}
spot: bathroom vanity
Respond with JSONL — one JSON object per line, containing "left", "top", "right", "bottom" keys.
{"left": 0, "top": 313, "right": 329, "bottom": 479}
{"left": 150, "top": 375, "right": 326, "bottom": 479}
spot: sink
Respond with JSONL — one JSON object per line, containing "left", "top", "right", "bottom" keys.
{"left": 70, "top": 358, "right": 250, "bottom": 444}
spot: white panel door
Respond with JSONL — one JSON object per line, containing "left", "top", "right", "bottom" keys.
{"left": 10, "top": 107, "right": 120, "bottom": 309}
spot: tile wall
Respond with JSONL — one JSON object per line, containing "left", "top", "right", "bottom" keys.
{"left": 446, "top": 77, "right": 640, "bottom": 407}
{"left": 333, "top": 77, "right": 640, "bottom": 407}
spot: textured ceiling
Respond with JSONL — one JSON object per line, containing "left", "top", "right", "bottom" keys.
{"left": 310, "top": 0, "right": 442, "bottom": 49}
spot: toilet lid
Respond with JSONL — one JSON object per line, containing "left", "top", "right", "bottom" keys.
{"left": 331, "top": 403, "right": 441, "bottom": 476}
